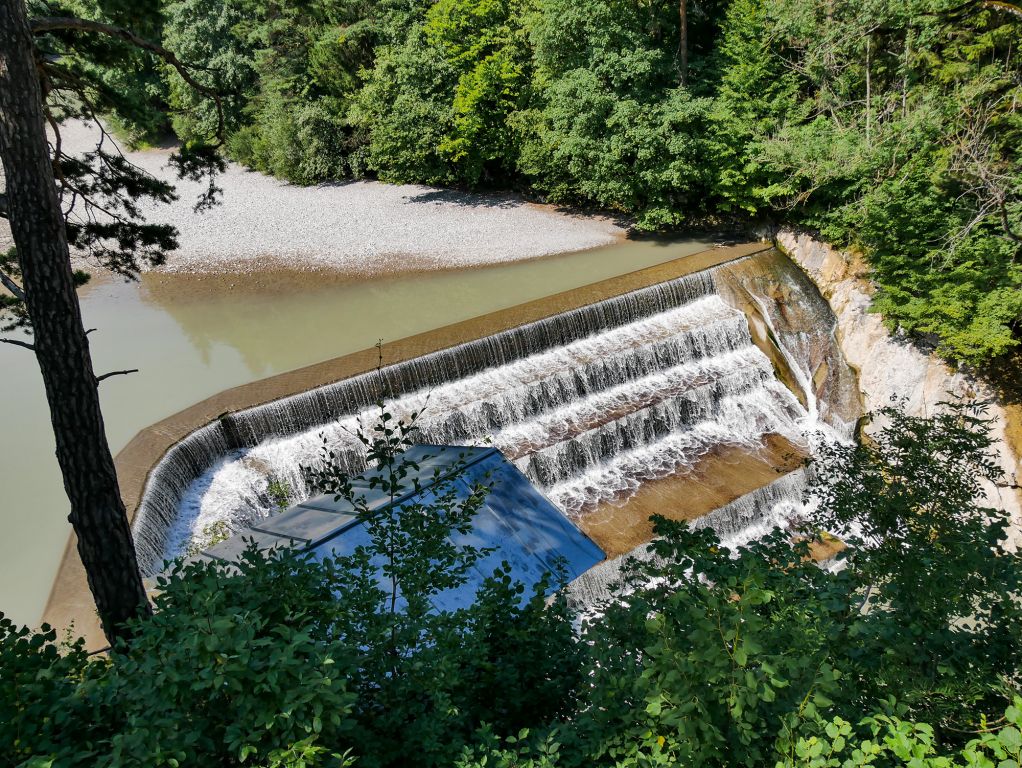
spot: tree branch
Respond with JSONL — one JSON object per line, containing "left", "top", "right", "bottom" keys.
{"left": 95, "top": 368, "right": 138, "bottom": 383}
{"left": 0, "top": 337, "right": 36, "bottom": 351}
{"left": 29, "top": 16, "right": 225, "bottom": 144}
{"left": 856, "top": 583, "right": 874, "bottom": 614}
{"left": 985, "top": 0, "right": 1022, "bottom": 20}
{"left": 0, "top": 267, "right": 25, "bottom": 300}
{"left": 926, "top": 0, "right": 1022, "bottom": 20}
{"left": 999, "top": 201, "right": 1022, "bottom": 243}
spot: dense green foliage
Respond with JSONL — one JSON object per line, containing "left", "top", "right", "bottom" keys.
{"left": 32, "top": 0, "right": 172, "bottom": 140}
{"left": 4, "top": 403, "right": 1021, "bottom": 767}
{"left": 738, "top": 0, "right": 1022, "bottom": 364}
{"left": 150, "top": 0, "right": 1022, "bottom": 363}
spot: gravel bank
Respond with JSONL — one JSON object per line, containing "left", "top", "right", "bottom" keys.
{"left": 1, "top": 120, "right": 624, "bottom": 275}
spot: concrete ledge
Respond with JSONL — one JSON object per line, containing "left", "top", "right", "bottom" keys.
{"left": 42, "top": 240, "right": 770, "bottom": 647}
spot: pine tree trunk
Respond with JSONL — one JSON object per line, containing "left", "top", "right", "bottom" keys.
{"left": 865, "top": 36, "right": 872, "bottom": 146}
{"left": 678, "top": 0, "right": 689, "bottom": 86}
{"left": 0, "top": 0, "right": 150, "bottom": 646}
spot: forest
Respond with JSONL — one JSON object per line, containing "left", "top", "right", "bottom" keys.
{"left": 58, "top": 0, "right": 1022, "bottom": 365}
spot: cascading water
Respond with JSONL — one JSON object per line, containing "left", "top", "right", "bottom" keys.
{"left": 715, "top": 251, "right": 861, "bottom": 435}
{"left": 132, "top": 251, "right": 859, "bottom": 576}
{"left": 566, "top": 468, "right": 810, "bottom": 609}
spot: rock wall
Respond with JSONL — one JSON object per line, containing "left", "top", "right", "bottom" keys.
{"left": 775, "top": 229, "right": 1022, "bottom": 537}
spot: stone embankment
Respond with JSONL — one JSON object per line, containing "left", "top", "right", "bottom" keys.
{"left": 776, "top": 229, "right": 1022, "bottom": 537}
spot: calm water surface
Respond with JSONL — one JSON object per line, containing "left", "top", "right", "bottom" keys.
{"left": 0, "top": 238, "right": 709, "bottom": 626}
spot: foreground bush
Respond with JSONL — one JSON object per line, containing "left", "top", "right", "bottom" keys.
{"left": 2, "top": 543, "right": 578, "bottom": 767}
{"left": 3, "top": 403, "right": 1020, "bottom": 767}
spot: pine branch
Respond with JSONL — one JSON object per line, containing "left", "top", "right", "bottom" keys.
{"left": 0, "top": 337, "right": 36, "bottom": 351}
{"left": 29, "top": 16, "right": 225, "bottom": 145}
{"left": 926, "top": 0, "right": 1022, "bottom": 20}
{"left": 0, "top": 267, "right": 25, "bottom": 300}
{"left": 986, "top": 0, "right": 1022, "bottom": 19}
{"left": 95, "top": 368, "right": 139, "bottom": 383}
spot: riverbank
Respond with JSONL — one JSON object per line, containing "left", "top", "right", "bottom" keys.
{"left": 776, "top": 230, "right": 1022, "bottom": 539}
{"left": 0, "top": 120, "right": 625, "bottom": 276}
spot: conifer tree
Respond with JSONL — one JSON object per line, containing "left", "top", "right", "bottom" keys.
{"left": 0, "top": 0, "right": 223, "bottom": 645}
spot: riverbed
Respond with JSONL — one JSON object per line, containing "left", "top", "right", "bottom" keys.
{"left": 0, "top": 237, "right": 712, "bottom": 627}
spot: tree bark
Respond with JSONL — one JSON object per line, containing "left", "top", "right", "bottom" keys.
{"left": 865, "top": 36, "right": 872, "bottom": 146}
{"left": 678, "top": 0, "right": 689, "bottom": 86}
{"left": 0, "top": 0, "right": 150, "bottom": 646}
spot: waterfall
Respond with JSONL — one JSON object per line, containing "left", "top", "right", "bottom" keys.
{"left": 132, "top": 253, "right": 858, "bottom": 576}
{"left": 566, "top": 469, "right": 809, "bottom": 610}
{"left": 716, "top": 252, "right": 861, "bottom": 437}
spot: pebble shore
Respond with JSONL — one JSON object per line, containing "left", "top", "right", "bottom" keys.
{"left": 1, "top": 121, "right": 624, "bottom": 275}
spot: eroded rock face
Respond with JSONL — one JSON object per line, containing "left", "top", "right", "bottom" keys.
{"left": 776, "top": 229, "right": 1022, "bottom": 540}
{"left": 715, "top": 248, "right": 862, "bottom": 436}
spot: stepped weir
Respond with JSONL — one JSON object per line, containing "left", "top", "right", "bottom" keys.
{"left": 42, "top": 242, "right": 861, "bottom": 648}
{"left": 130, "top": 247, "right": 859, "bottom": 575}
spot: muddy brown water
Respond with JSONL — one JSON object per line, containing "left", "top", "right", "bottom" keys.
{"left": 581, "top": 434, "right": 806, "bottom": 557}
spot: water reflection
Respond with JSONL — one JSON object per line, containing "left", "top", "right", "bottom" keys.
{"left": 141, "top": 240, "right": 713, "bottom": 378}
